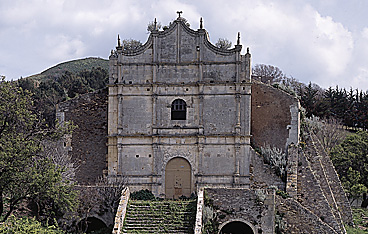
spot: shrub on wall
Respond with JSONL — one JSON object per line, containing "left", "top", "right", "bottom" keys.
{"left": 260, "top": 145, "right": 287, "bottom": 181}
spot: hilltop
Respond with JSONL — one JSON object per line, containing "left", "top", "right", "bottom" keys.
{"left": 17, "top": 57, "right": 109, "bottom": 126}
{"left": 27, "top": 57, "right": 109, "bottom": 82}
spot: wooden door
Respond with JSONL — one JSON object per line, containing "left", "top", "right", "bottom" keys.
{"left": 165, "top": 157, "right": 191, "bottom": 199}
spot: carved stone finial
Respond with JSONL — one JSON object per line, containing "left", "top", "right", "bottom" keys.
{"left": 247, "top": 47, "right": 250, "bottom": 54}
{"left": 237, "top": 32, "right": 240, "bottom": 45}
{"left": 154, "top": 18, "right": 157, "bottom": 30}
{"left": 117, "top": 34, "right": 121, "bottom": 47}
{"left": 177, "top": 11, "right": 183, "bottom": 18}
{"left": 200, "top": 17, "right": 203, "bottom": 29}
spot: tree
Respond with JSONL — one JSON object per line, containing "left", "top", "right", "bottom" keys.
{"left": 215, "top": 38, "right": 232, "bottom": 49}
{"left": 0, "top": 79, "right": 77, "bottom": 222}
{"left": 252, "top": 64, "right": 285, "bottom": 84}
{"left": 330, "top": 131, "right": 368, "bottom": 207}
{"left": 300, "top": 82, "right": 321, "bottom": 118}
{"left": 306, "top": 116, "right": 347, "bottom": 153}
{"left": 18, "top": 67, "right": 108, "bottom": 127}
{"left": 147, "top": 20, "right": 162, "bottom": 33}
{"left": 122, "top": 39, "right": 143, "bottom": 52}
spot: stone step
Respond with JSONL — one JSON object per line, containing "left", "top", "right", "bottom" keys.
{"left": 126, "top": 211, "right": 193, "bottom": 215}
{"left": 129, "top": 201, "right": 193, "bottom": 205}
{"left": 123, "top": 200, "right": 196, "bottom": 234}
{"left": 123, "top": 221, "right": 192, "bottom": 227}
{"left": 126, "top": 207, "right": 195, "bottom": 214}
{"left": 128, "top": 205, "right": 194, "bottom": 209}
{"left": 122, "top": 226, "right": 191, "bottom": 232}
{"left": 125, "top": 213, "right": 191, "bottom": 220}
{"left": 122, "top": 229, "right": 190, "bottom": 234}
{"left": 124, "top": 223, "right": 191, "bottom": 228}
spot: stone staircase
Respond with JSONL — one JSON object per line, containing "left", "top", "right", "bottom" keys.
{"left": 122, "top": 200, "right": 196, "bottom": 233}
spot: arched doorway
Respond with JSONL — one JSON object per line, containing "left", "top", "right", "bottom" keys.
{"left": 165, "top": 157, "right": 191, "bottom": 199}
{"left": 220, "top": 221, "right": 254, "bottom": 234}
{"left": 77, "top": 217, "right": 108, "bottom": 233}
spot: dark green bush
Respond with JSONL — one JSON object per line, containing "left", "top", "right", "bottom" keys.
{"left": 130, "top": 189, "right": 155, "bottom": 200}
{"left": 276, "top": 190, "right": 290, "bottom": 199}
{"left": 0, "top": 215, "right": 64, "bottom": 234}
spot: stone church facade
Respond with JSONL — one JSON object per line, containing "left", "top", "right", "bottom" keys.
{"left": 107, "top": 17, "right": 270, "bottom": 199}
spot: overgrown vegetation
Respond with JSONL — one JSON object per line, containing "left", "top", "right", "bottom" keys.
{"left": 202, "top": 192, "right": 219, "bottom": 234}
{"left": 275, "top": 211, "right": 286, "bottom": 234}
{"left": 330, "top": 131, "right": 368, "bottom": 207}
{"left": 122, "top": 39, "right": 143, "bottom": 52}
{"left": 17, "top": 60, "right": 108, "bottom": 126}
{"left": 0, "top": 79, "right": 77, "bottom": 224}
{"left": 345, "top": 208, "right": 368, "bottom": 234}
{"left": 276, "top": 190, "right": 290, "bottom": 199}
{"left": 0, "top": 215, "right": 64, "bottom": 234}
{"left": 215, "top": 38, "right": 232, "bottom": 49}
{"left": 130, "top": 189, "right": 156, "bottom": 201}
{"left": 306, "top": 116, "right": 347, "bottom": 153}
{"left": 260, "top": 145, "right": 287, "bottom": 182}
{"left": 124, "top": 199, "right": 196, "bottom": 233}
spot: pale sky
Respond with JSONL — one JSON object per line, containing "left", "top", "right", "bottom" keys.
{"left": 1, "top": 0, "right": 368, "bottom": 91}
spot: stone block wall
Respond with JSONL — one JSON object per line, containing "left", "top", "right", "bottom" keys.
{"left": 281, "top": 128, "right": 354, "bottom": 234}
{"left": 204, "top": 188, "right": 275, "bottom": 234}
{"left": 309, "top": 131, "right": 353, "bottom": 225}
{"left": 296, "top": 147, "right": 341, "bottom": 232}
{"left": 250, "top": 149, "right": 285, "bottom": 190}
{"left": 303, "top": 133, "right": 346, "bottom": 233}
{"left": 251, "top": 82, "right": 299, "bottom": 151}
{"left": 57, "top": 88, "right": 108, "bottom": 184}
{"left": 275, "top": 196, "right": 339, "bottom": 234}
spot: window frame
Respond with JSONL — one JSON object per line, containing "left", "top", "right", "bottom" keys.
{"left": 171, "top": 99, "right": 187, "bottom": 120}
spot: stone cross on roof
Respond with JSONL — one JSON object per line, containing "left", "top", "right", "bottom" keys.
{"left": 177, "top": 11, "right": 183, "bottom": 18}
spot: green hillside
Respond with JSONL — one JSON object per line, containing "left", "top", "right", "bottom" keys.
{"left": 17, "top": 57, "right": 109, "bottom": 127}
{"left": 28, "top": 57, "right": 109, "bottom": 82}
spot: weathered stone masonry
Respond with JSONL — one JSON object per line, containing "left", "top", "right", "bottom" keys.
{"left": 107, "top": 18, "right": 253, "bottom": 198}
{"left": 57, "top": 89, "right": 108, "bottom": 184}
{"left": 251, "top": 82, "right": 300, "bottom": 151}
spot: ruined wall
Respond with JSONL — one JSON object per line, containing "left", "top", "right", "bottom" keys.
{"left": 295, "top": 147, "right": 342, "bottom": 232}
{"left": 275, "top": 196, "right": 339, "bottom": 234}
{"left": 309, "top": 131, "right": 353, "bottom": 225}
{"left": 282, "top": 128, "right": 353, "bottom": 234}
{"left": 204, "top": 188, "right": 275, "bottom": 234}
{"left": 250, "top": 149, "right": 285, "bottom": 190}
{"left": 251, "top": 82, "right": 299, "bottom": 150}
{"left": 57, "top": 88, "right": 108, "bottom": 184}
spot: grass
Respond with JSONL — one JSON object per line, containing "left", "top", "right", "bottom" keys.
{"left": 346, "top": 208, "right": 368, "bottom": 234}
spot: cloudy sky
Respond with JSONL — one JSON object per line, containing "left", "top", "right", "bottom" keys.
{"left": 1, "top": 0, "right": 368, "bottom": 91}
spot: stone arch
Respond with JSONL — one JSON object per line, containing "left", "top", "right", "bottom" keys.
{"left": 219, "top": 219, "right": 256, "bottom": 234}
{"left": 165, "top": 157, "right": 192, "bottom": 199}
{"left": 77, "top": 217, "right": 108, "bottom": 233}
